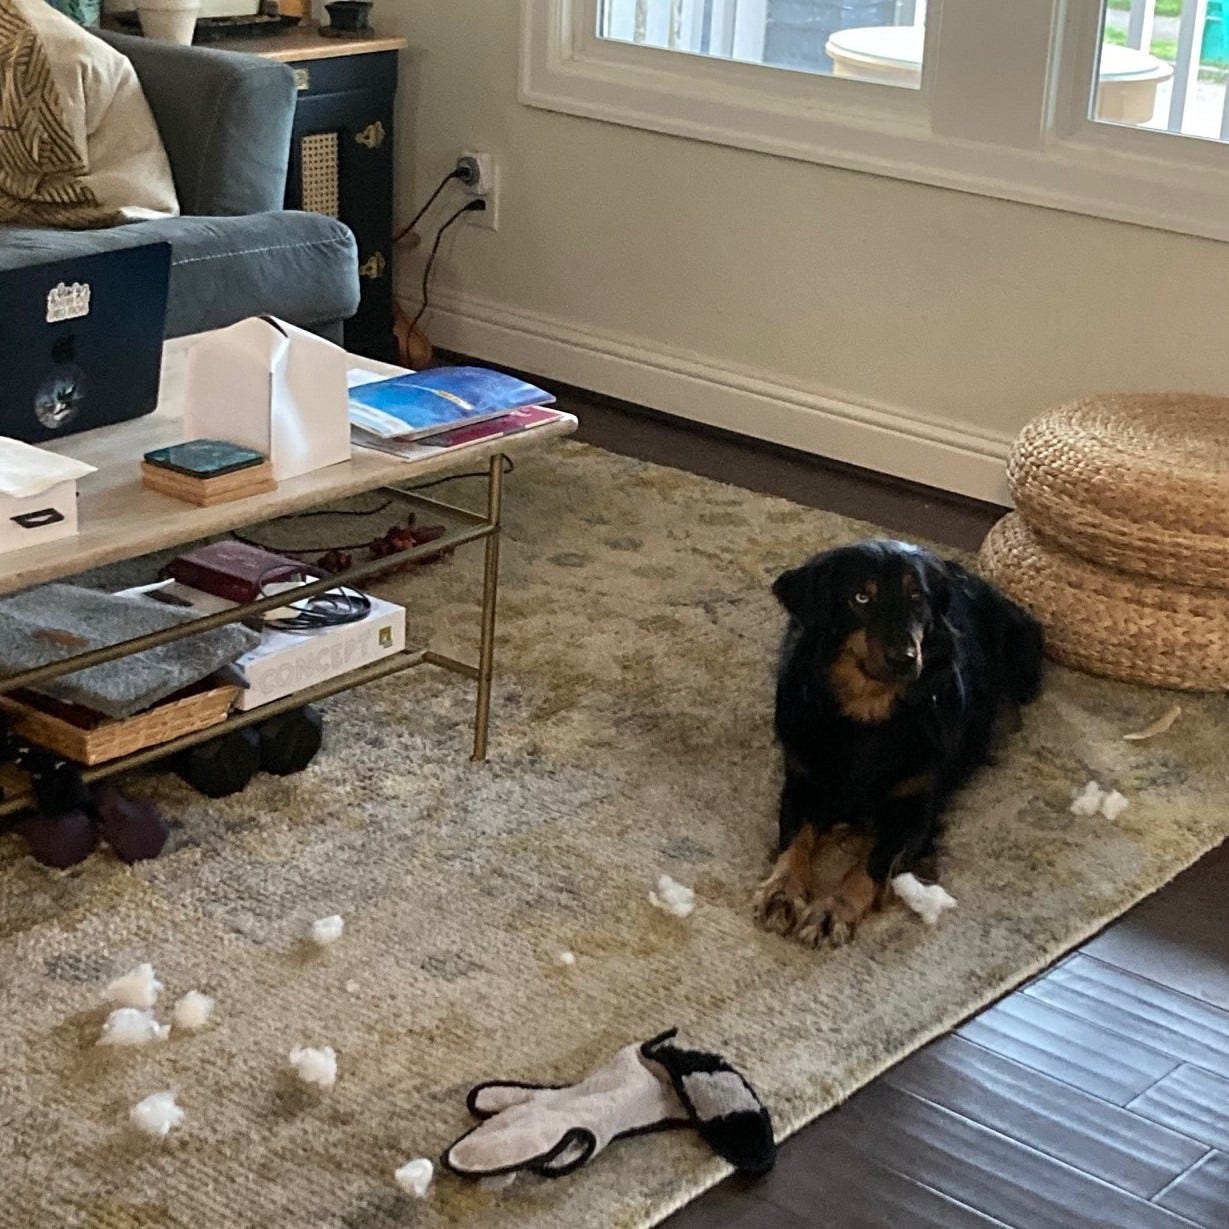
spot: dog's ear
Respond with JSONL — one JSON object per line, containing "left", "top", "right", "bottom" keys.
{"left": 772, "top": 553, "right": 838, "bottom": 626}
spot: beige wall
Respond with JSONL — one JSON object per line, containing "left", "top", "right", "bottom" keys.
{"left": 387, "top": 1, "right": 1229, "bottom": 500}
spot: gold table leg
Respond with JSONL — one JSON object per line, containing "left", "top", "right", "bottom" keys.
{"left": 472, "top": 455, "right": 504, "bottom": 761}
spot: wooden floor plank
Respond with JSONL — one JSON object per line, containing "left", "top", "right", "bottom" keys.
{"left": 957, "top": 994, "right": 1179, "bottom": 1105}
{"left": 1128, "top": 1065, "right": 1229, "bottom": 1152}
{"left": 807, "top": 1083, "right": 1199, "bottom": 1229}
{"left": 883, "top": 1035, "right": 1206, "bottom": 1198}
{"left": 1026, "top": 955, "right": 1229, "bottom": 1081}
{"left": 735, "top": 1128, "right": 1013, "bottom": 1229}
{"left": 1154, "top": 1151, "right": 1229, "bottom": 1229}
{"left": 1083, "top": 846, "right": 1229, "bottom": 1013}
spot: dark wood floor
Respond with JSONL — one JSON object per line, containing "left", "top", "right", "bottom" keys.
{"left": 567, "top": 393, "right": 1229, "bottom": 1229}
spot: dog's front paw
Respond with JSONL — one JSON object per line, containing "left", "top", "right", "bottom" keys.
{"left": 752, "top": 873, "right": 808, "bottom": 936}
{"left": 795, "top": 894, "right": 863, "bottom": 949}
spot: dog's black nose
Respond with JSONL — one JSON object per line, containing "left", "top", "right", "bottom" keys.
{"left": 884, "top": 645, "right": 919, "bottom": 675}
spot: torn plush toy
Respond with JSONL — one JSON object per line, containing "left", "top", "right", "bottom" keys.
{"left": 440, "top": 1028, "right": 774, "bottom": 1182}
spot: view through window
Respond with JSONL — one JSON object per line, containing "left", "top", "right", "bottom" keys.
{"left": 1096, "top": 0, "right": 1229, "bottom": 141}
{"left": 598, "top": 0, "right": 928, "bottom": 88}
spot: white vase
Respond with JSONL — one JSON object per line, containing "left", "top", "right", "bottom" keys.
{"left": 137, "top": 0, "right": 201, "bottom": 44}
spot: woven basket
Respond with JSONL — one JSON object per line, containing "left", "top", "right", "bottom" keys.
{"left": 1008, "top": 393, "right": 1229, "bottom": 588}
{"left": 0, "top": 680, "right": 239, "bottom": 766}
{"left": 979, "top": 514, "right": 1229, "bottom": 692}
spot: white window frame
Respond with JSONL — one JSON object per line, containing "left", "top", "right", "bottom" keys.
{"left": 520, "top": 0, "right": 1229, "bottom": 244}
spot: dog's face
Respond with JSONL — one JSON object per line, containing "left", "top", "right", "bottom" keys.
{"left": 773, "top": 540, "right": 950, "bottom": 685}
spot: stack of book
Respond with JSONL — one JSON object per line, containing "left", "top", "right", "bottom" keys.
{"left": 346, "top": 366, "right": 569, "bottom": 460}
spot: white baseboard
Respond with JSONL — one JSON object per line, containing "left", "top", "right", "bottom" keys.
{"left": 414, "top": 289, "right": 1012, "bottom": 504}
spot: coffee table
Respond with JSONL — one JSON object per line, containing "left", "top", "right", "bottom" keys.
{"left": 0, "top": 339, "right": 575, "bottom": 818}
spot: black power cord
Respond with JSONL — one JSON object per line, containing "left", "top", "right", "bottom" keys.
{"left": 393, "top": 167, "right": 466, "bottom": 246}
{"left": 407, "top": 199, "right": 487, "bottom": 336}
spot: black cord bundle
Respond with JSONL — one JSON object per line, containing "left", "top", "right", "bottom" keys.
{"left": 257, "top": 565, "right": 372, "bottom": 633}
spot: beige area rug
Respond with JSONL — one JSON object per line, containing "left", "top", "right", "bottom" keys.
{"left": 3, "top": 442, "right": 1229, "bottom": 1229}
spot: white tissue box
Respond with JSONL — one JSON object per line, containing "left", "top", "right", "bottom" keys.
{"left": 0, "top": 437, "right": 96, "bottom": 555}
{"left": 182, "top": 316, "right": 351, "bottom": 482}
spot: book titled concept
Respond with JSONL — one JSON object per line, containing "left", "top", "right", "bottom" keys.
{"left": 347, "top": 366, "right": 554, "bottom": 440}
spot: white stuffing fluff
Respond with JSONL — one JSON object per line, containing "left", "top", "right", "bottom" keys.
{"left": 1070, "top": 780, "right": 1107, "bottom": 817}
{"left": 344, "top": 980, "right": 359, "bottom": 995}
{"left": 105, "top": 962, "right": 162, "bottom": 1010}
{"left": 892, "top": 873, "right": 958, "bottom": 925}
{"left": 173, "top": 991, "right": 215, "bottom": 1032}
{"left": 1101, "top": 789, "right": 1130, "bottom": 821}
{"left": 130, "top": 1091, "right": 184, "bottom": 1139}
{"left": 289, "top": 1045, "right": 337, "bottom": 1088}
{"left": 394, "top": 1158, "right": 434, "bottom": 1198}
{"left": 98, "top": 1007, "right": 170, "bottom": 1046}
{"left": 648, "top": 874, "right": 695, "bottom": 918}
{"left": 308, "top": 915, "right": 345, "bottom": 946}
{"left": 554, "top": 949, "right": 576, "bottom": 967}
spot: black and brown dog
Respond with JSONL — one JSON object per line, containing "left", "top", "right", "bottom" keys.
{"left": 753, "top": 539, "right": 1044, "bottom": 947}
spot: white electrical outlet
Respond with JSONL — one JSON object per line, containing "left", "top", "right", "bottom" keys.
{"left": 458, "top": 151, "right": 498, "bottom": 230}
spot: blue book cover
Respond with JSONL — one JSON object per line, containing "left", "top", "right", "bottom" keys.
{"left": 348, "top": 367, "right": 555, "bottom": 440}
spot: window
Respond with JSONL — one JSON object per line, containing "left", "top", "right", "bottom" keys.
{"left": 1094, "top": 0, "right": 1229, "bottom": 143}
{"left": 521, "top": 0, "right": 1229, "bottom": 244}
{"left": 597, "top": 0, "right": 927, "bottom": 88}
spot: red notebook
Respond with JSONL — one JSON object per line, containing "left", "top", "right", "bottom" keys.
{"left": 164, "top": 541, "right": 305, "bottom": 603}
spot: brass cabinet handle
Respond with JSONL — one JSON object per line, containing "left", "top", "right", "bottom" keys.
{"left": 355, "top": 121, "right": 386, "bottom": 149}
{"left": 359, "top": 252, "right": 387, "bottom": 280}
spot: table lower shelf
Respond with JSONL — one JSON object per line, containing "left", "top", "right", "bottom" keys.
{"left": 0, "top": 645, "right": 477, "bottom": 820}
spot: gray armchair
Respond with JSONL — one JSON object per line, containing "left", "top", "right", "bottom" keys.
{"left": 0, "top": 31, "right": 359, "bottom": 342}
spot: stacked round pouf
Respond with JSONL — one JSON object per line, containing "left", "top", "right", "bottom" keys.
{"left": 979, "top": 393, "right": 1229, "bottom": 691}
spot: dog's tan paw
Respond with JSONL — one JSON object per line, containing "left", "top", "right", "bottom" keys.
{"left": 752, "top": 874, "right": 808, "bottom": 936}
{"left": 795, "top": 895, "right": 863, "bottom": 949}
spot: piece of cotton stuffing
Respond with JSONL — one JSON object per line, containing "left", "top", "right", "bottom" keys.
{"left": 99, "top": 1007, "right": 170, "bottom": 1046}
{"left": 173, "top": 991, "right": 215, "bottom": 1032}
{"left": 649, "top": 874, "right": 695, "bottom": 918}
{"left": 554, "top": 949, "right": 576, "bottom": 967}
{"left": 892, "top": 873, "right": 958, "bottom": 925}
{"left": 394, "top": 1158, "right": 434, "bottom": 1198}
{"left": 105, "top": 962, "right": 162, "bottom": 1009}
{"left": 1070, "top": 780, "right": 1106, "bottom": 817}
{"left": 289, "top": 1045, "right": 337, "bottom": 1088}
{"left": 130, "top": 1091, "right": 184, "bottom": 1139}
{"left": 1101, "top": 789, "right": 1129, "bottom": 821}
{"left": 308, "top": 915, "right": 344, "bottom": 945}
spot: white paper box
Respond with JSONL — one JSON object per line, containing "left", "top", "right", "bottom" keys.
{"left": 182, "top": 316, "right": 351, "bottom": 481}
{"left": 0, "top": 480, "right": 78, "bottom": 554}
{"left": 0, "top": 438, "right": 95, "bottom": 555}
{"left": 133, "top": 582, "right": 406, "bottom": 711}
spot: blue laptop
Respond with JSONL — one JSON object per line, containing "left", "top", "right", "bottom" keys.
{"left": 0, "top": 243, "right": 171, "bottom": 444}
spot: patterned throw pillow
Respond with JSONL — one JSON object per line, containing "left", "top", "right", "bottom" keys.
{"left": 0, "top": 0, "right": 179, "bottom": 228}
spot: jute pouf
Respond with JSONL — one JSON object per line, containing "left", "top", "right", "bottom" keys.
{"left": 1008, "top": 393, "right": 1229, "bottom": 588}
{"left": 979, "top": 513, "right": 1229, "bottom": 691}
